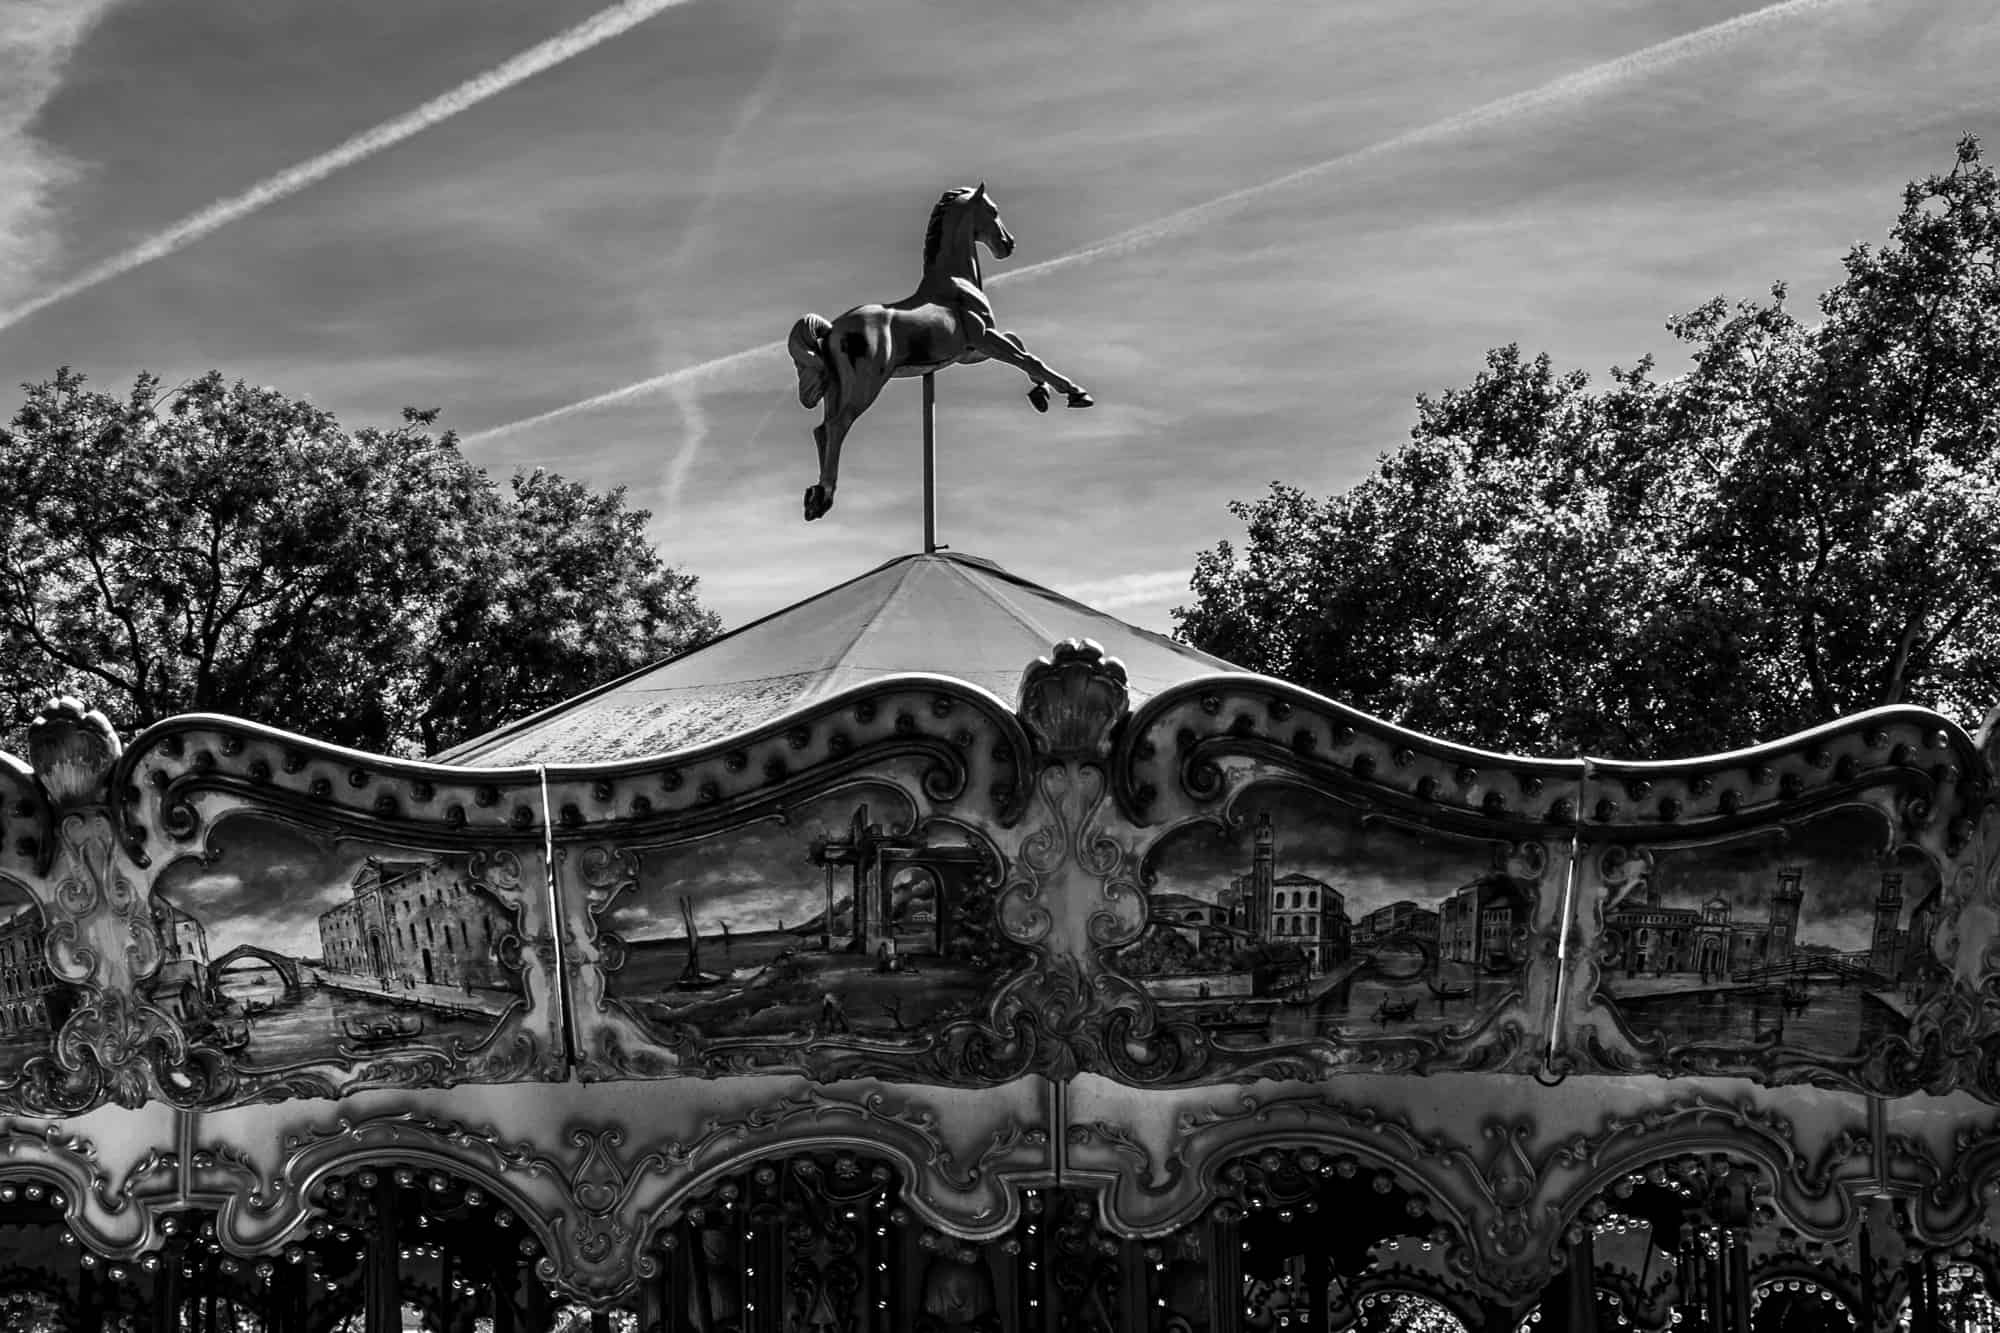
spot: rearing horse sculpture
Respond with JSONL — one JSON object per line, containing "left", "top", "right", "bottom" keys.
{"left": 788, "top": 184, "right": 1092, "bottom": 522}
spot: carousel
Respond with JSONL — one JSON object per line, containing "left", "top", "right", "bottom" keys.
{"left": 2, "top": 187, "right": 1999, "bottom": 1333}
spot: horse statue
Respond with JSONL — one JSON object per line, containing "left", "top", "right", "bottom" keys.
{"left": 787, "top": 183, "right": 1093, "bottom": 521}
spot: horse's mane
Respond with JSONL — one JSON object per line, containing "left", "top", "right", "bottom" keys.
{"left": 923, "top": 187, "right": 977, "bottom": 270}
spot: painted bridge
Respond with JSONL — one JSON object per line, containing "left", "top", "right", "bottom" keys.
{"left": 1729, "top": 955, "right": 1893, "bottom": 989}
{"left": 208, "top": 944, "right": 303, "bottom": 995}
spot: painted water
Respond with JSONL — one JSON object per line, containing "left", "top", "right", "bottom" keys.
{"left": 211, "top": 966, "right": 508, "bottom": 1066}
{"left": 0, "top": 1030, "right": 50, "bottom": 1076}
{"left": 608, "top": 928, "right": 992, "bottom": 1039}
{"left": 1612, "top": 979, "right": 1906, "bottom": 1056}
{"left": 1263, "top": 960, "right": 1514, "bottom": 1042}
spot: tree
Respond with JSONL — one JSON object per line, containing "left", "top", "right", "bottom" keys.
{"left": 1176, "top": 137, "right": 2000, "bottom": 759}
{"left": 0, "top": 370, "right": 719, "bottom": 755}
{"left": 414, "top": 467, "right": 720, "bottom": 753}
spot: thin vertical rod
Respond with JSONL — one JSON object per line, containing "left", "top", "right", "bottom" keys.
{"left": 922, "top": 372, "right": 937, "bottom": 553}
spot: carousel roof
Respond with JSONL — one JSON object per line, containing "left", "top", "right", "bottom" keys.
{"left": 437, "top": 549, "right": 1238, "bottom": 766}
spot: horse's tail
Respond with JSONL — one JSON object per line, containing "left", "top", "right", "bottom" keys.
{"left": 788, "top": 313, "right": 834, "bottom": 409}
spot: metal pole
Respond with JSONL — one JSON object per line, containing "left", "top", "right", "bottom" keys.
{"left": 922, "top": 372, "right": 937, "bottom": 553}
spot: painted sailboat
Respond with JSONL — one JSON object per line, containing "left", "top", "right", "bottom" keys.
{"left": 675, "top": 898, "right": 728, "bottom": 991}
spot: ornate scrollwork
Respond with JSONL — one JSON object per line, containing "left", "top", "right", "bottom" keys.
{"left": 0, "top": 702, "right": 190, "bottom": 1113}
{"left": 0, "top": 1116, "right": 176, "bottom": 1260}
{"left": 112, "top": 679, "right": 1032, "bottom": 862}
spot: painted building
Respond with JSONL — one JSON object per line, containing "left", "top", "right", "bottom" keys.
{"left": 1148, "top": 891, "right": 1232, "bottom": 945}
{"left": 1212, "top": 817, "right": 1351, "bottom": 975}
{"left": 1225, "top": 812, "right": 1279, "bottom": 939}
{"left": 1438, "top": 875, "right": 1531, "bottom": 967}
{"left": 318, "top": 857, "right": 512, "bottom": 991}
{"left": 0, "top": 905, "right": 54, "bottom": 1038}
{"left": 1605, "top": 868, "right": 1802, "bottom": 979}
{"left": 1266, "top": 872, "right": 1349, "bottom": 973}
{"left": 146, "top": 896, "right": 216, "bottom": 1025}
{"left": 1351, "top": 900, "right": 1440, "bottom": 950}
{"left": 1871, "top": 870, "right": 1946, "bottom": 984}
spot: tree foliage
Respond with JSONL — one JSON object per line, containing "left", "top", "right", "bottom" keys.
{"left": 0, "top": 370, "right": 719, "bottom": 755}
{"left": 1177, "top": 137, "right": 2000, "bottom": 759}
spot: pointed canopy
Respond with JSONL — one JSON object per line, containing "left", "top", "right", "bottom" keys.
{"left": 438, "top": 551, "right": 1239, "bottom": 766}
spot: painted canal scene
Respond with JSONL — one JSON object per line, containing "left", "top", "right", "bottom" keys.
{"left": 1121, "top": 786, "right": 1536, "bottom": 1045}
{"left": 1595, "top": 811, "right": 1943, "bottom": 1059}
{"left": 150, "top": 817, "right": 523, "bottom": 1068}
{"left": 0, "top": 886, "right": 60, "bottom": 1079}
{"left": 596, "top": 788, "right": 1008, "bottom": 1043}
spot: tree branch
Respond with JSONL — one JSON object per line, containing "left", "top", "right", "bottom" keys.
{"left": 80, "top": 537, "right": 154, "bottom": 719}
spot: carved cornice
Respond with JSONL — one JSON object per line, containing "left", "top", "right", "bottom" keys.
{"left": 112, "top": 677, "right": 1032, "bottom": 866}
{"left": 1118, "top": 683, "right": 1978, "bottom": 846}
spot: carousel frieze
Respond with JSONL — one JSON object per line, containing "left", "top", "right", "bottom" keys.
{"left": 7, "top": 593, "right": 2000, "bottom": 1324}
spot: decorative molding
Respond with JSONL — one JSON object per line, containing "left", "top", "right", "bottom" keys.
{"left": 191, "top": 1084, "right": 1043, "bottom": 1305}
{"left": 0, "top": 1116, "right": 178, "bottom": 1259}
{"left": 1067, "top": 1085, "right": 1870, "bottom": 1305}
{"left": 112, "top": 678, "right": 1032, "bottom": 862}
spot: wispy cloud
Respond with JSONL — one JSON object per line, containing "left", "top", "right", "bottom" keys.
{"left": 0, "top": 0, "right": 700, "bottom": 332}
{"left": 649, "top": 0, "right": 800, "bottom": 522}
{"left": 462, "top": 0, "right": 1847, "bottom": 445}
{"left": 1063, "top": 568, "right": 1193, "bottom": 611}
{"left": 0, "top": 2, "right": 125, "bottom": 306}
{"left": 466, "top": 336, "right": 784, "bottom": 444}
{"left": 663, "top": 378, "right": 710, "bottom": 515}
{"left": 988, "top": 0, "right": 1848, "bottom": 287}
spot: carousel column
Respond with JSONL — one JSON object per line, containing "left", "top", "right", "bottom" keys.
{"left": 266, "top": 1255, "right": 309, "bottom": 1333}
{"left": 1208, "top": 1207, "right": 1243, "bottom": 1333}
{"left": 362, "top": 1172, "right": 402, "bottom": 1333}
{"left": 635, "top": 1249, "right": 669, "bottom": 1333}
{"left": 1904, "top": 1243, "right": 1940, "bottom": 1333}
{"left": 1535, "top": 1230, "right": 1600, "bottom": 1333}
{"left": 151, "top": 1233, "right": 186, "bottom": 1333}
{"left": 745, "top": 1168, "right": 787, "bottom": 1333}
{"left": 1724, "top": 1226, "right": 1753, "bottom": 1332}
{"left": 78, "top": 1244, "right": 102, "bottom": 1333}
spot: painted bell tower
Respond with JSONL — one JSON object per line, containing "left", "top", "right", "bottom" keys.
{"left": 1869, "top": 871, "right": 1904, "bottom": 978}
{"left": 1767, "top": 867, "right": 1802, "bottom": 964}
{"left": 1250, "top": 812, "right": 1275, "bottom": 938}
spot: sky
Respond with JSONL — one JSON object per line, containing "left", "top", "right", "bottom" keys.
{"left": 2, "top": 0, "right": 1998, "bottom": 636}
{"left": 1146, "top": 787, "right": 1488, "bottom": 921}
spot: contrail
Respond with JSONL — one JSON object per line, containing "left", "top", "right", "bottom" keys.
{"left": 464, "top": 0, "right": 1843, "bottom": 445}
{"left": 652, "top": 0, "right": 800, "bottom": 522}
{"left": 988, "top": 0, "right": 1846, "bottom": 287}
{"left": 663, "top": 378, "right": 711, "bottom": 513}
{"left": 466, "top": 337, "right": 783, "bottom": 442}
{"left": 0, "top": 0, "right": 699, "bottom": 332}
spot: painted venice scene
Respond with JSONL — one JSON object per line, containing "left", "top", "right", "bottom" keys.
{"left": 595, "top": 786, "right": 1012, "bottom": 1046}
{"left": 1594, "top": 810, "right": 1943, "bottom": 1060}
{"left": 150, "top": 816, "right": 524, "bottom": 1068}
{"left": 1118, "top": 787, "right": 1534, "bottom": 1046}
{"left": 0, "top": 884, "right": 60, "bottom": 1081}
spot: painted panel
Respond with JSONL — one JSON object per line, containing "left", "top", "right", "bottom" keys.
{"left": 1585, "top": 807, "right": 1946, "bottom": 1084}
{"left": 576, "top": 775, "right": 1017, "bottom": 1075}
{"left": 151, "top": 814, "right": 536, "bottom": 1089}
{"left": 1117, "top": 785, "right": 1539, "bottom": 1064}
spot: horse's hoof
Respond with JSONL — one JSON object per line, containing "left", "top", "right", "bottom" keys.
{"left": 1066, "top": 390, "right": 1094, "bottom": 409}
{"left": 1027, "top": 384, "right": 1051, "bottom": 413}
{"left": 803, "top": 485, "right": 832, "bottom": 521}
